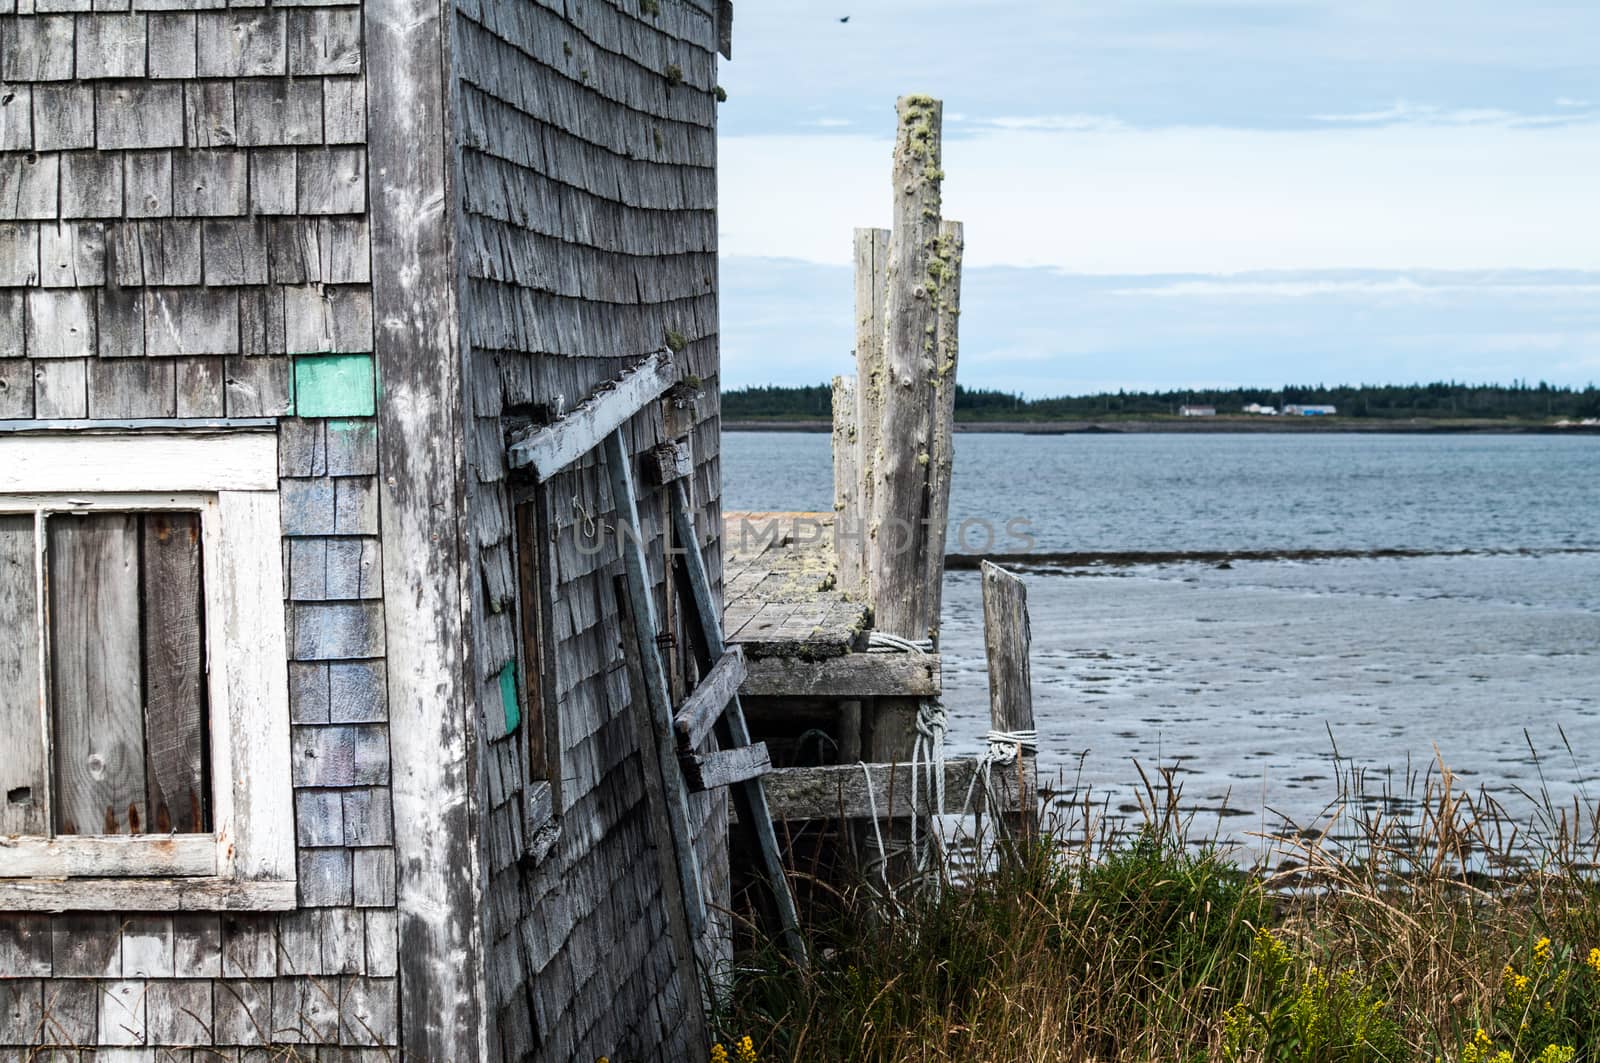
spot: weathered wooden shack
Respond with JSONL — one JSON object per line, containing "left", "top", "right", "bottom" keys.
{"left": 0, "top": 0, "right": 739, "bottom": 1058}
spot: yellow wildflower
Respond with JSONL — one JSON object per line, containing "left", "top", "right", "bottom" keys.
{"left": 736, "top": 1035, "right": 759, "bottom": 1063}
{"left": 710, "top": 1044, "right": 730, "bottom": 1063}
{"left": 1534, "top": 936, "right": 1553, "bottom": 965}
{"left": 1587, "top": 947, "right": 1600, "bottom": 975}
{"left": 1537, "top": 1048, "right": 1577, "bottom": 1063}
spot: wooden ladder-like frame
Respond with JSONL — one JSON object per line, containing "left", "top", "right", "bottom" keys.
{"left": 508, "top": 350, "right": 807, "bottom": 969}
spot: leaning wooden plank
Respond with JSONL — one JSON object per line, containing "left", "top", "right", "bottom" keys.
{"left": 0, "top": 515, "right": 46, "bottom": 836}
{"left": 672, "top": 646, "right": 746, "bottom": 751}
{"left": 48, "top": 513, "right": 148, "bottom": 836}
{"left": 507, "top": 350, "right": 676, "bottom": 481}
{"left": 741, "top": 653, "right": 941, "bottom": 700}
{"left": 668, "top": 480, "right": 807, "bottom": 967}
{"left": 141, "top": 512, "right": 209, "bottom": 834}
{"left": 603, "top": 429, "right": 707, "bottom": 936}
{"left": 0, "top": 432, "right": 277, "bottom": 493}
{"left": 754, "top": 760, "right": 1032, "bottom": 821}
{"left": 682, "top": 743, "right": 772, "bottom": 792}
{"left": 0, "top": 835, "right": 217, "bottom": 877}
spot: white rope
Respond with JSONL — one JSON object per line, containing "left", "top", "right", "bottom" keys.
{"left": 862, "top": 632, "right": 945, "bottom": 874}
{"left": 867, "top": 632, "right": 934, "bottom": 654}
{"left": 908, "top": 699, "right": 948, "bottom": 872}
{"left": 859, "top": 760, "right": 901, "bottom": 910}
{"left": 962, "top": 729, "right": 1040, "bottom": 837}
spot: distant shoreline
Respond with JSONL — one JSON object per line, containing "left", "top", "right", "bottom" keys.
{"left": 723, "top": 417, "right": 1600, "bottom": 435}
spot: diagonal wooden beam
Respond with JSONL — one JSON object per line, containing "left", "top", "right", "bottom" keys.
{"left": 604, "top": 429, "right": 708, "bottom": 937}
{"left": 507, "top": 349, "right": 676, "bottom": 481}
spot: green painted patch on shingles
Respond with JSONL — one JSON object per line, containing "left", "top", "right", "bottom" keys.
{"left": 294, "top": 354, "right": 376, "bottom": 418}
{"left": 499, "top": 661, "right": 520, "bottom": 733}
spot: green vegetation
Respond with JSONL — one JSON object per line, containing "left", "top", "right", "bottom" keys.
{"left": 722, "top": 382, "right": 1600, "bottom": 422}
{"left": 716, "top": 762, "right": 1600, "bottom": 1061}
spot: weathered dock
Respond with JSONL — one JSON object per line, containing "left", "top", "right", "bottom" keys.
{"left": 717, "top": 96, "right": 1040, "bottom": 889}
{"left": 724, "top": 509, "right": 1031, "bottom": 838}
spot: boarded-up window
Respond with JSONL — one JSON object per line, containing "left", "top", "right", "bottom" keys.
{"left": 515, "top": 496, "right": 561, "bottom": 829}
{"left": 1, "top": 510, "right": 210, "bottom": 839}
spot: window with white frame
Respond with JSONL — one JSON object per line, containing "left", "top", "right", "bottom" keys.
{"left": 0, "top": 430, "right": 295, "bottom": 911}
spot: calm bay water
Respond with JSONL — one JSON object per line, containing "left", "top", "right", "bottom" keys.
{"left": 723, "top": 431, "right": 1600, "bottom": 849}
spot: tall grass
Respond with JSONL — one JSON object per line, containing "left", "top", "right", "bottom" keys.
{"left": 717, "top": 754, "right": 1600, "bottom": 1062}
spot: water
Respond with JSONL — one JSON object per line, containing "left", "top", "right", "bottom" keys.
{"left": 722, "top": 431, "right": 1600, "bottom": 852}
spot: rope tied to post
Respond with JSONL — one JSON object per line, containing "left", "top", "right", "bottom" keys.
{"left": 962, "top": 728, "right": 1039, "bottom": 837}
{"left": 861, "top": 631, "right": 946, "bottom": 875}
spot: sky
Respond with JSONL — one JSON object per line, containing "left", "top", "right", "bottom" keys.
{"left": 714, "top": 1, "right": 1600, "bottom": 396}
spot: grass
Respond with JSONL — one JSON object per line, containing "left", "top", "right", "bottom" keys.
{"left": 715, "top": 754, "right": 1600, "bottom": 1062}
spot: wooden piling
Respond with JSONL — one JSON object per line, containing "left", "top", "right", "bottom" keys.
{"left": 981, "top": 561, "right": 1037, "bottom": 844}
{"left": 868, "top": 96, "right": 944, "bottom": 642}
{"left": 924, "top": 219, "right": 963, "bottom": 646}
{"left": 870, "top": 95, "right": 940, "bottom": 640}
{"left": 831, "top": 374, "right": 864, "bottom": 596}
{"left": 851, "top": 226, "right": 890, "bottom": 600}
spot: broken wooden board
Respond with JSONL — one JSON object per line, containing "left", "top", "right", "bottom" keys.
{"left": 673, "top": 646, "right": 746, "bottom": 751}
{"left": 506, "top": 349, "right": 676, "bottom": 481}
{"left": 751, "top": 760, "right": 1037, "bottom": 822}
{"left": 740, "top": 653, "right": 940, "bottom": 700}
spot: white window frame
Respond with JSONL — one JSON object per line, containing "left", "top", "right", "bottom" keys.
{"left": 0, "top": 430, "right": 295, "bottom": 911}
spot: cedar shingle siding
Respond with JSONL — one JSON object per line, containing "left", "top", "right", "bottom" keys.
{"left": 1, "top": 0, "right": 730, "bottom": 1056}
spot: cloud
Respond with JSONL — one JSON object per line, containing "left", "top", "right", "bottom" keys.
{"left": 719, "top": 117, "right": 1600, "bottom": 274}
{"left": 1112, "top": 276, "right": 1600, "bottom": 300}
{"left": 718, "top": 258, "right": 1600, "bottom": 393}
{"left": 1311, "top": 100, "right": 1594, "bottom": 127}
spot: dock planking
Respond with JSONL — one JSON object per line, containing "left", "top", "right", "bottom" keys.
{"left": 721, "top": 511, "right": 868, "bottom": 660}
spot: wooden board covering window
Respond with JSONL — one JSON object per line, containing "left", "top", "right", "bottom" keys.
{"left": 515, "top": 498, "right": 561, "bottom": 816}
{"left": 45, "top": 511, "right": 210, "bottom": 837}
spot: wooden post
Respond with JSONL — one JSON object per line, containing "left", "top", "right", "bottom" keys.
{"left": 924, "top": 220, "right": 963, "bottom": 646}
{"left": 981, "top": 561, "right": 1037, "bottom": 846}
{"left": 868, "top": 95, "right": 944, "bottom": 642}
{"left": 853, "top": 226, "right": 889, "bottom": 605}
{"left": 831, "top": 374, "right": 864, "bottom": 596}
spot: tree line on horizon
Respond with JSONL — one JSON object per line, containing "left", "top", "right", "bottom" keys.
{"left": 722, "top": 380, "right": 1600, "bottom": 421}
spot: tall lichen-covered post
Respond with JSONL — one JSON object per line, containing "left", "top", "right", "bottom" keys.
{"left": 869, "top": 95, "right": 944, "bottom": 642}
{"left": 852, "top": 225, "right": 890, "bottom": 602}
{"left": 924, "top": 219, "right": 964, "bottom": 644}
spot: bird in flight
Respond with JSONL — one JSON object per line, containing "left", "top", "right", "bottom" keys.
{"left": 839, "top": 15, "right": 850, "bottom": 22}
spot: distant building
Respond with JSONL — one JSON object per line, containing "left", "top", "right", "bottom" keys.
{"left": 1180, "top": 405, "right": 1217, "bottom": 417}
{"left": 1285, "top": 404, "right": 1338, "bottom": 416}
{"left": 1243, "top": 403, "right": 1279, "bottom": 415}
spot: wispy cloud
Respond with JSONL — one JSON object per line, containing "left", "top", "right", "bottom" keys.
{"left": 1311, "top": 100, "right": 1595, "bottom": 127}
{"left": 1113, "top": 276, "right": 1600, "bottom": 300}
{"left": 976, "top": 114, "right": 1129, "bottom": 133}
{"left": 720, "top": 118, "right": 1600, "bottom": 273}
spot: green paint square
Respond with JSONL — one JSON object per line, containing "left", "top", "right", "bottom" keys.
{"left": 294, "top": 354, "right": 376, "bottom": 418}
{"left": 499, "top": 661, "right": 521, "bottom": 734}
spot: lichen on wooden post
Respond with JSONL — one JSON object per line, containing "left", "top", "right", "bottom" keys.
{"left": 868, "top": 94, "right": 944, "bottom": 642}
{"left": 924, "top": 219, "right": 963, "bottom": 645}
{"left": 852, "top": 226, "right": 890, "bottom": 602}
{"left": 831, "top": 373, "right": 864, "bottom": 596}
